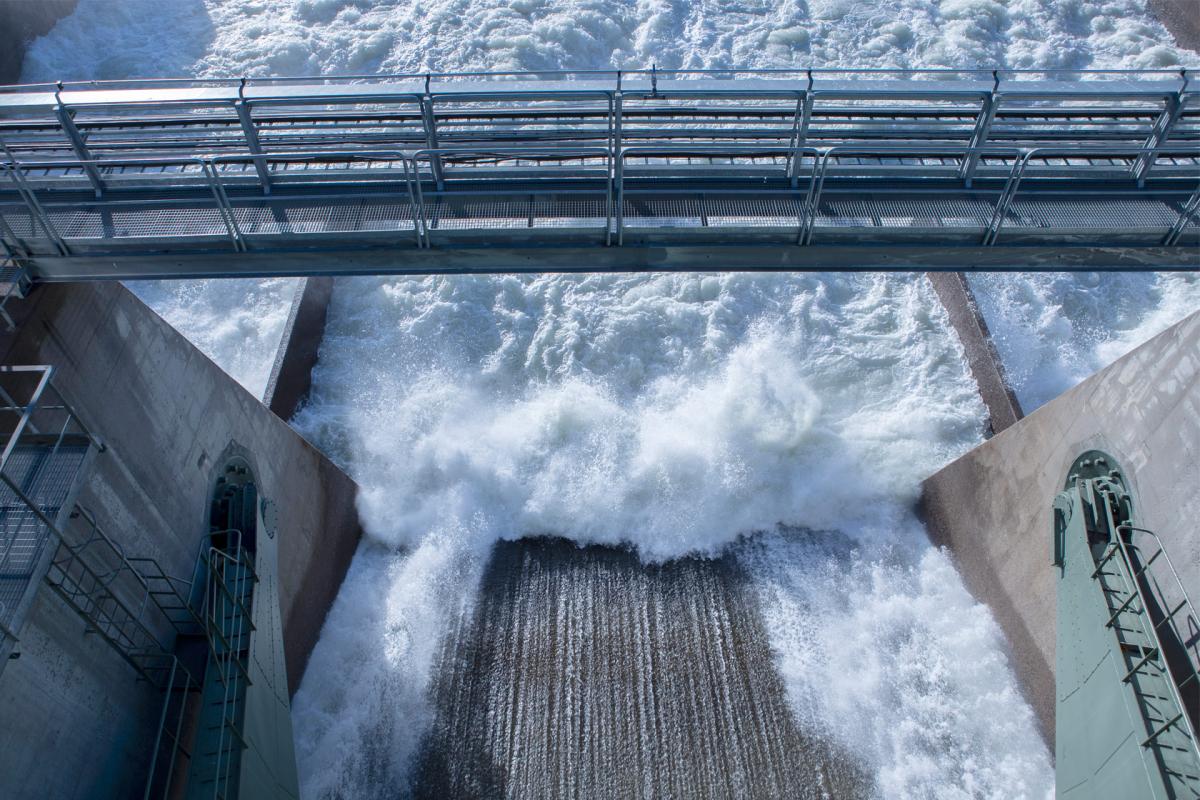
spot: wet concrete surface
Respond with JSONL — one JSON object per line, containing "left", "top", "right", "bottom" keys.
{"left": 413, "top": 537, "right": 869, "bottom": 799}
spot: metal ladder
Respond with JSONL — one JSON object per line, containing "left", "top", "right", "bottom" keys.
{"left": 1083, "top": 476, "right": 1200, "bottom": 797}
{"left": 186, "top": 530, "right": 257, "bottom": 800}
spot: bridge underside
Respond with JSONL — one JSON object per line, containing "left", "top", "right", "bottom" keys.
{"left": 22, "top": 244, "right": 1199, "bottom": 280}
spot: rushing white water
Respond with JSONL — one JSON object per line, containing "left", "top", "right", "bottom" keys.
{"left": 126, "top": 278, "right": 296, "bottom": 395}
{"left": 283, "top": 272, "right": 1057, "bottom": 797}
{"left": 967, "top": 272, "right": 1200, "bottom": 412}
{"left": 21, "top": 0, "right": 1197, "bottom": 76}
{"left": 20, "top": 1, "right": 1200, "bottom": 798}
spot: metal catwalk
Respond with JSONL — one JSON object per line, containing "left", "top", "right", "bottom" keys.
{"left": 0, "top": 68, "right": 1197, "bottom": 278}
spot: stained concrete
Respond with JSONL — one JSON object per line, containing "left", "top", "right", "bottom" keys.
{"left": 921, "top": 308, "right": 1200, "bottom": 745}
{"left": 0, "top": 282, "right": 361, "bottom": 799}
{"left": 263, "top": 276, "right": 334, "bottom": 420}
{"left": 0, "top": 0, "right": 79, "bottom": 84}
{"left": 414, "top": 537, "right": 868, "bottom": 800}
{"left": 927, "top": 271, "right": 1023, "bottom": 435}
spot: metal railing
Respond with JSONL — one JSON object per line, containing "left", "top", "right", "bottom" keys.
{"left": 1112, "top": 524, "right": 1200, "bottom": 746}
{"left": 1082, "top": 476, "right": 1200, "bottom": 796}
{"left": 144, "top": 528, "right": 258, "bottom": 800}
{"left": 0, "top": 68, "right": 1196, "bottom": 275}
{"left": 2, "top": 143, "right": 1196, "bottom": 252}
{"left": 44, "top": 505, "right": 195, "bottom": 686}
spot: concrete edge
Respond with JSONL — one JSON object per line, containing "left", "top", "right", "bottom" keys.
{"left": 926, "top": 271, "right": 1024, "bottom": 435}
{"left": 918, "top": 307, "right": 1200, "bottom": 748}
{"left": 918, "top": 471, "right": 1056, "bottom": 745}
{"left": 1, "top": 281, "right": 361, "bottom": 696}
{"left": 263, "top": 276, "right": 334, "bottom": 421}
{"left": 1149, "top": 0, "right": 1200, "bottom": 51}
{"left": 0, "top": 0, "right": 79, "bottom": 84}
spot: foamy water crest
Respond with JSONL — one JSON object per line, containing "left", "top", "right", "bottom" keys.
{"left": 22, "top": 0, "right": 1197, "bottom": 77}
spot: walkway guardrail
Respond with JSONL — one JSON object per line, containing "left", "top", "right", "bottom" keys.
{"left": 0, "top": 69, "right": 1197, "bottom": 275}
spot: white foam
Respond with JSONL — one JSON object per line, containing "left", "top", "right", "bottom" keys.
{"left": 744, "top": 530, "right": 1054, "bottom": 799}
{"left": 21, "top": 0, "right": 1198, "bottom": 80}
{"left": 282, "top": 272, "right": 1044, "bottom": 795}
{"left": 127, "top": 277, "right": 296, "bottom": 397}
{"left": 967, "top": 272, "right": 1200, "bottom": 411}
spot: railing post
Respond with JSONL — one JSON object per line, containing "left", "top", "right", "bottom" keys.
{"left": 411, "top": 153, "right": 431, "bottom": 248}
{"left": 798, "top": 149, "right": 830, "bottom": 245}
{"left": 614, "top": 74, "right": 624, "bottom": 244}
{"left": 615, "top": 148, "right": 625, "bottom": 246}
{"left": 604, "top": 142, "right": 614, "bottom": 247}
{"left": 788, "top": 71, "right": 814, "bottom": 185}
{"left": 235, "top": 78, "right": 271, "bottom": 195}
{"left": 200, "top": 159, "right": 246, "bottom": 253}
{"left": 400, "top": 156, "right": 425, "bottom": 248}
{"left": 1164, "top": 182, "right": 1200, "bottom": 246}
{"left": 960, "top": 83, "right": 999, "bottom": 186}
{"left": 1133, "top": 92, "right": 1184, "bottom": 186}
{"left": 54, "top": 84, "right": 104, "bottom": 197}
{"left": 420, "top": 76, "right": 445, "bottom": 190}
{"left": 4, "top": 162, "right": 69, "bottom": 256}
{"left": 984, "top": 150, "right": 1031, "bottom": 246}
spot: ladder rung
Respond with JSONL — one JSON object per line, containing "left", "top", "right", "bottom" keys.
{"left": 1107, "top": 590, "right": 1142, "bottom": 626}
{"left": 1142, "top": 712, "right": 1184, "bottom": 746}
{"left": 1123, "top": 647, "right": 1161, "bottom": 682}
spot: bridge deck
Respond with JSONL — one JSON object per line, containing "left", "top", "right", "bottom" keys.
{"left": 1, "top": 69, "right": 1197, "bottom": 277}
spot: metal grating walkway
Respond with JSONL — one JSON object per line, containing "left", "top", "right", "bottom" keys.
{"left": 0, "top": 440, "right": 90, "bottom": 637}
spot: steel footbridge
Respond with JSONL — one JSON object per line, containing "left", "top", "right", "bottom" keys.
{"left": 0, "top": 68, "right": 1197, "bottom": 280}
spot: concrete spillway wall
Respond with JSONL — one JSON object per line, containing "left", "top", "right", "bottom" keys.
{"left": 0, "top": 282, "right": 361, "bottom": 799}
{"left": 921, "top": 308, "right": 1200, "bottom": 744}
{"left": 0, "top": 0, "right": 78, "bottom": 84}
{"left": 926, "top": 272, "right": 1023, "bottom": 435}
{"left": 263, "top": 276, "right": 334, "bottom": 420}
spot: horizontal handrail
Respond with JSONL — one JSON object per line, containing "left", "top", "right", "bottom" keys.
{"left": 3, "top": 67, "right": 1190, "bottom": 94}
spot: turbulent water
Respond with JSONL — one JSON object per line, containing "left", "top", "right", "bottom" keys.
{"left": 966, "top": 272, "right": 1200, "bottom": 411}
{"left": 20, "top": 1, "right": 1200, "bottom": 798}
{"left": 284, "top": 271, "right": 1050, "bottom": 798}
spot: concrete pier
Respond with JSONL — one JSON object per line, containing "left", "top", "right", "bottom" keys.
{"left": 263, "top": 277, "right": 334, "bottom": 420}
{"left": 0, "top": 282, "right": 361, "bottom": 799}
{"left": 0, "top": 0, "right": 78, "bottom": 83}
{"left": 920, "top": 308, "right": 1200, "bottom": 743}
{"left": 926, "top": 272, "right": 1023, "bottom": 435}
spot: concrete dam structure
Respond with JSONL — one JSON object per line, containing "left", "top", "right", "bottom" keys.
{"left": 0, "top": 63, "right": 1197, "bottom": 799}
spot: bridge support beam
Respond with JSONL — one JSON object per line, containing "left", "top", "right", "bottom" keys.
{"left": 20, "top": 244, "right": 1200, "bottom": 282}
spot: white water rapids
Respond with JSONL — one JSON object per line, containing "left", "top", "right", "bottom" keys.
{"left": 21, "top": 1, "right": 1200, "bottom": 797}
